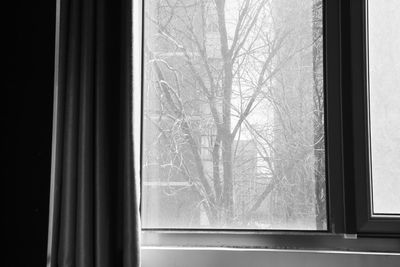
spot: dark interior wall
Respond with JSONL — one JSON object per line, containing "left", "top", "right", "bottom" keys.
{"left": 5, "top": 0, "right": 56, "bottom": 266}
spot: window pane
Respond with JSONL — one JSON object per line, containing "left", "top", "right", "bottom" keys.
{"left": 368, "top": 0, "right": 400, "bottom": 216}
{"left": 142, "top": 0, "right": 326, "bottom": 229}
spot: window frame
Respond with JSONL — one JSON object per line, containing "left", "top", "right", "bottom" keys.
{"left": 136, "top": 0, "right": 400, "bottom": 253}
{"left": 348, "top": 0, "right": 400, "bottom": 235}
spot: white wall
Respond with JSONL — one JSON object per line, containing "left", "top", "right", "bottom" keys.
{"left": 142, "top": 248, "right": 399, "bottom": 267}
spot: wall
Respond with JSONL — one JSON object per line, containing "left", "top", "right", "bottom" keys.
{"left": 5, "top": 0, "right": 56, "bottom": 266}
{"left": 142, "top": 248, "right": 399, "bottom": 267}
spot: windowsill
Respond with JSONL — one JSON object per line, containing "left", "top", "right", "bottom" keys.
{"left": 141, "top": 246, "right": 399, "bottom": 256}
{"left": 141, "top": 230, "right": 400, "bottom": 254}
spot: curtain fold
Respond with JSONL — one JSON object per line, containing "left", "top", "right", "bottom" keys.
{"left": 47, "top": 0, "right": 139, "bottom": 266}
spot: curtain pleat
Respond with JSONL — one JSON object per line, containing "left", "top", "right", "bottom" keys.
{"left": 75, "top": 0, "right": 94, "bottom": 266}
{"left": 47, "top": 0, "right": 139, "bottom": 266}
{"left": 94, "top": 0, "right": 112, "bottom": 265}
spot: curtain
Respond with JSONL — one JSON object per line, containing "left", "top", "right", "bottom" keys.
{"left": 46, "top": 0, "right": 139, "bottom": 266}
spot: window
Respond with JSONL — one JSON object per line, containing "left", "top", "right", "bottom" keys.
{"left": 141, "top": 0, "right": 327, "bottom": 231}
{"left": 366, "top": 0, "right": 400, "bottom": 217}
{"left": 136, "top": 0, "right": 400, "bottom": 253}
{"left": 350, "top": 0, "right": 400, "bottom": 235}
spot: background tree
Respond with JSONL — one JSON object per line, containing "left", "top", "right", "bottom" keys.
{"left": 142, "top": 0, "right": 325, "bottom": 229}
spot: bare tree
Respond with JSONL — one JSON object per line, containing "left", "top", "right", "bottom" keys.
{"left": 143, "top": 0, "right": 325, "bottom": 228}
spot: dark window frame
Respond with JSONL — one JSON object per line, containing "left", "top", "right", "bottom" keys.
{"left": 348, "top": 0, "right": 400, "bottom": 235}
{"left": 139, "top": 0, "right": 400, "bottom": 252}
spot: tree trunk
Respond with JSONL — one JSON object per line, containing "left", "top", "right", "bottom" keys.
{"left": 215, "top": 0, "right": 235, "bottom": 224}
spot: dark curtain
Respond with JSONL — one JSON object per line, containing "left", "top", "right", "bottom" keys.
{"left": 46, "top": 0, "right": 139, "bottom": 266}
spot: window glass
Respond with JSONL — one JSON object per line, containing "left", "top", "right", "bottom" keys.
{"left": 142, "top": 0, "right": 326, "bottom": 229}
{"left": 368, "top": 0, "right": 400, "bottom": 216}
